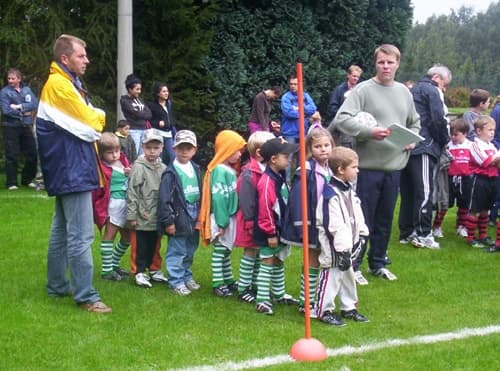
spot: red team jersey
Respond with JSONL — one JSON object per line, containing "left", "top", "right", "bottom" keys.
{"left": 448, "top": 139, "right": 472, "bottom": 176}
{"left": 469, "top": 138, "right": 498, "bottom": 177}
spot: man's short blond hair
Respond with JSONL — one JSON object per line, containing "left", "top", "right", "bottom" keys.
{"left": 374, "top": 44, "right": 401, "bottom": 62}
{"left": 53, "top": 34, "right": 86, "bottom": 62}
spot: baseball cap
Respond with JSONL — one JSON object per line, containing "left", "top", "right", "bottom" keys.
{"left": 260, "top": 136, "right": 299, "bottom": 162}
{"left": 142, "top": 129, "right": 163, "bottom": 144}
{"left": 173, "top": 130, "right": 197, "bottom": 147}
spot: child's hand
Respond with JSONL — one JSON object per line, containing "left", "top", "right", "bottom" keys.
{"left": 129, "top": 220, "right": 137, "bottom": 228}
{"left": 217, "top": 228, "right": 225, "bottom": 238}
{"left": 268, "top": 236, "right": 278, "bottom": 247}
{"left": 165, "top": 224, "right": 176, "bottom": 235}
{"left": 194, "top": 221, "right": 201, "bottom": 230}
{"left": 124, "top": 167, "right": 131, "bottom": 176}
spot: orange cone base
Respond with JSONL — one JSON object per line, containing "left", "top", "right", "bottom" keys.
{"left": 289, "top": 337, "right": 328, "bottom": 362}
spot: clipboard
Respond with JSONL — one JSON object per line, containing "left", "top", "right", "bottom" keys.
{"left": 386, "top": 123, "right": 424, "bottom": 148}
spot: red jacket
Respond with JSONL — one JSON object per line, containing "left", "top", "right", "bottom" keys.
{"left": 92, "top": 152, "right": 130, "bottom": 230}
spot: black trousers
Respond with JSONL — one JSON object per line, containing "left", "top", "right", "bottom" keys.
{"left": 399, "top": 154, "right": 436, "bottom": 238}
{"left": 135, "top": 230, "right": 159, "bottom": 274}
{"left": 2, "top": 125, "right": 37, "bottom": 187}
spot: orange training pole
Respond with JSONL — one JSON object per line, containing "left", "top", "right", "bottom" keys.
{"left": 289, "top": 63, "right": 327, "bottom": 362}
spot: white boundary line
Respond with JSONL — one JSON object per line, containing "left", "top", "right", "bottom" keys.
{"left": 174, "top": 325, "right": 500, "bottom": 371}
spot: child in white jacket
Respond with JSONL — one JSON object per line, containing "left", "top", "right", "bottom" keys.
{"left": 315, "top": 147, "right": 369, "bottom": 326}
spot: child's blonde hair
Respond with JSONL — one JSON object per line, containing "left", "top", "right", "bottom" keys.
{"left": 474, "top": 115, "right": 495, "bottom": 132}
{"left": 329, "top": 146, "right": 358, "bottom": 174}
{"left": 98, "top": 132, "right": 120, "bottom": 154}
{"left": 247, "top": 131, "right": 275, "bottom": 157}
{"left": 305, "top": 127, "right": 335, "bottom": 159}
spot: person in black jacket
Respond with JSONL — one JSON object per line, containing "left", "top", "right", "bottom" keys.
{"left": 157, "top": 130, "right": 202, "bottom": 295}
{"left": 399, "top": 64, "right": 452, "bottom": 249}
{"left": 148, "top": 81, "right": 177, "bottom": 164}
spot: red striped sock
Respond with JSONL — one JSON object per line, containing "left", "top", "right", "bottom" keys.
{"left": 433, "top": 209, "right": 447, "bottom": 229}
{"left": 465, "top": 214, "right": 478, "bottom": 242}
{"left": 478, "top": 212, "right": 489, "bottom": 240}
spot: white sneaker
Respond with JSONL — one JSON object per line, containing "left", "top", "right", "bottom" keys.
{"left": 185, "top": 279, "right": 201, "bottom": 291}
{"left": 135, "top": 273, "right": 152, "bottom": 288}
{"left": 456, "top": 225, "right": 468, "bottom": 238}
{"left": 172, "top": 285, "right": 191, "bottom": 296}
{"left": 354, "top": 270, "right": 369, "bottom": 285}
{"left": 411, "top": 234, "right": 440, "bottom": 249}
{"left": 399, "top": 231, "right": 417, "bottom": 244}
{"left": 27, "top": 182, "right": 37, "bottom": 189}
{"left": 7, "top": 185, "right": 18, "bottom": 190}
{"left": 150, "top": 270, "right": 168, "bottom": 283}
{"left": 432, "top": 227, "right": 444, "bottom": 238}
{"left": 368, "top": 267, "right": 398, "bottom": 281}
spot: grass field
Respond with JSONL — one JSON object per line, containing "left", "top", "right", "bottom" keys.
{"left": 1, "top": 186, "right": 500, "bottom": 370}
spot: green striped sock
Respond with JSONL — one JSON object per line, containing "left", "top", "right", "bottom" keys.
{"left": 251, "top": 256, "right": 261, "bottom": 292}
{"left": 256, "top": 263, "right": 273, "bottom": 303}
{"left": 112, "top": 240, "right": 129, "bottom": 269}
{"left": 222, "top": 248, "right": 234, "bottom": 285}
{"left": 211, "top": 245, "right": 226, "bottom": 288}
{"left": 100, "top": 240, "right": 113, "bottom": 275}
{"left": 238, "top": 255, "right": 255, "bottom": 294}
{"left": 271, "top": 263, "right": 285, "bottom": 300}
{"left": 309, "top": 267, "right": 319, "bottom": 305}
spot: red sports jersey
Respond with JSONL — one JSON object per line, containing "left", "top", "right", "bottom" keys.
{"left": 448, "top": 139, "right": 472, "bottom": 176}
{"left": 469, "top": 138, "right": 498, "bottom": 177}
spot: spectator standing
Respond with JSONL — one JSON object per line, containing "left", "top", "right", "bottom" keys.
{"left": 281, "top": 75, "right": 317, "bottom": 181}
{"left": 36, "top": 34, "right": 111, "bottom": 313}
{"left": 328, "top": 65, "right": 363, "bottom": 120}
{"left": 330, "top": 44, "right": 420, "bottom": 282}
{"left": 0, "top": 68, "right": 38, "bottom": 190}
{"left": 489, "top": 95, "right": 500, "bottom": 225}
{"left": 248, "top": 86, "right": 282, "bottom": 135}
{"left": 398, "top": 64, "right": 451, "bottom": 249}
{"left": 463, "top": 89, "right": 491, "bottom": 140}
{"left": 148, "top": 82, "right": 177, "bottom": 164}
{"left": 120, "top": 74, "right": 152, "bottom": 156}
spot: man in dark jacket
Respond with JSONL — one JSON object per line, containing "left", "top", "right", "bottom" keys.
{"left": 398, "top": 64, "right": 452, "bottom": 249}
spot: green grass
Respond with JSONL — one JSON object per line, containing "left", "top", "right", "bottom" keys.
{"left": 2, "top": 186, "right": 500, "bottom": 370}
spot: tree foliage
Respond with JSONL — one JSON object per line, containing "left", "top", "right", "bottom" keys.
{"left": 0, "top": 0, "right": 413, "bottom": 166}
{"left": 400, "top": 2, "right": 500, "bottom": 102}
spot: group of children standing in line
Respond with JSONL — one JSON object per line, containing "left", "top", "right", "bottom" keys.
{"left": 430, "top": 114, "right": 500, "bottom": 251}
{"left": 92, "top": 122, "right": 369, "bottom": 327}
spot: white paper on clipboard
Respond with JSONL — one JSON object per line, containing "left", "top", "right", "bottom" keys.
{"left": 386, "top": 123, "right": 424, "bottom": 148}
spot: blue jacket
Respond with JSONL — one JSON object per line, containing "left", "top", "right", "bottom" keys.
{"left": 36, "top": 62, "right": 105, "bottom": 196}
{"left": 328, "top": 81, "right": 348, "bottom": 119}
{"left": 411, "top": 77, "right": 449, "bottom": 159}
{"left": 280, "top": 91, "right": 317, "bottom": 138}
{"left": 0, "top": 84, "right": 38, "bottom": 126}
{"left": 281, "top": 160, "right": 326, "bottom": 248}
{"left": 157, "top": 162, "right": 202, "bottom": 237}
{"left": 491, "top": 103, "right": 500, "bottom": 149}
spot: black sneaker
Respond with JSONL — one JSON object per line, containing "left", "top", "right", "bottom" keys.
{"left": 341, "top": 309, "right": 369, "bottom": 322}
{"left": 238, "top": 288, "right": 256, "bottom": 303}
{"left": 213, "top": 285, "right": 232, "bottom": 297}
{"left": 256, "top": 301, "right": 274, "bottom": 315}
{"left": 274, "top": 293, "right": 300, "bottom": 306}
{"left": 485, "top": 245, "right": 500, "bottom": 253}
{"left": 114, "top": 266, "right": 130, "bottom": 277}
{"left": 320, "top": 311, "right": 346, "bottom": 326}
{"left": 101, "top": 271, "right": 122, "bottom": 281}
{"left": 227, "top": 281, "right": 238, "bottom": 292}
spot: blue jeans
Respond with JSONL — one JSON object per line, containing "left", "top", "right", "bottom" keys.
{"left": 163, "top": 137, "right": 175, "bottom": 164}
{"left": 129, "top": 129, "right": 144, "bottom": 156}
{"left": 47, "top": 192, "right": 100, "bottom": 304}
{"left": 166, "top": 231, "right": 199, "bottom": 288}
{"left": 166, "top": 203, "right": 200, "bottom": 288}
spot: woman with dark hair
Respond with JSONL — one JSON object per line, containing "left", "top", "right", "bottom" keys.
{"left": 119, "top": 74, "right": 152, "bottom": 155}
{"left": 148, "top": 82, "right": 176, "bottom": 164}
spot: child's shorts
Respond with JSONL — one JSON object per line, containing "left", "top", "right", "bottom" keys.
{"left": 108, "top": 198, "right": 127, "bottom": 228}
{"left": 259, "top": 244, "right": 291, "bottom": 261}
{"left": 210, "top": 214, "right": 236, "bottom": 249}
{"left": 469, "top": 175, "right": 496, "bottom": 212}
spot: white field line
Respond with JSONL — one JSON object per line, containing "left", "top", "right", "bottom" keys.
{"left": 174, "top": 325, "right": 500, "bottom": 371}
{"left": 0, "top": 193, "right": 50, "bottom": 199}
